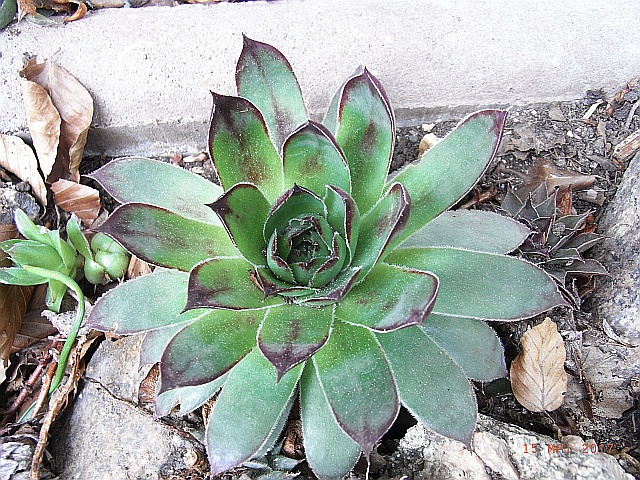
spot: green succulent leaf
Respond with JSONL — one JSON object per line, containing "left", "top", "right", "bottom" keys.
{"left": 208, "top": 183, "right": 270, "bottom": 266}
{"left": 350, "top": 182, "right": 410, "bottom": 281}
{"left": 88, "top": 270, "right": 201, "bottom": 333}
{"left": 156, "top": 374, "right": 227, "bottom": 417}
{"left": 88, "top": 157, "right": 223, "bottom": 225}
{"left": 300, "top": 363, "right": 361, "bottom": 480}
{"left": 258, "top": 303, "right": 333, "bottom": 379}
{"left": 335, "top": 263, "right": 438, "bottom": 332}
{"left": 386, "top": 247, "right": 568, "bottom": 320}
{"left": 66, "top": 216, "right": 92, "bottom": 260}
{"left": 206, "top": 348, "right": 302, "bottom": 476}
{"left": 263, "top": 184, "right": 325, "bottom": 242}
{"left": 323, "top": 185, "right": 360, "bottom": 264}
{"left": 160, "top": 309, "right": 262, "bottom": 392}
{"left": 186, "top": 256, "right": 282, "bottom": 310}
{"left": 50, "top": 232, "right": 77, "bottom": 272}
{"left": 421, "top": 313, "right": 506, "bottom": 381}
{"left": 312, "top": 320, "right": 398, "bottom": 454}
{"left": 377, "top": 325, "right": 477, "bottom": 446}
{"left": 236, "top": 35, "right": 307, "bottom": 151}
{"left": 0, "top": 267, "right": 48, "bottom": 286}
{"left": 97, "top": 203, "right": 236, "bottom": 271}
{"left": 400, "top": 210, "right": 531, "bottom": 254}
{"left": 251, "top": 265, "right": 317, "bottom": 298}
{"left": 324, "top": 67, "right": 394, "bottom": 213}
{"left": 46, "top": 278, "right": 67, "bottom": 313}
{"left": 209, "top": 93, "right": 283, "bottom": 202}
{"left": 2, "top": 241, "right": 65, "bottom": 271}
{"left": 13, "top": 209, "right": 51, "bottom": 246}
{"left": 139, "top": 324, "right": 184, "bottom": 367}
{"left": 390, "top": 110, "right": 507, "bottom": 243}
{"left": 283, "top": 121, "right": 351, "bottom": 197}
{"left": 296, "top": 266, "right": 361, "bottom": 306}
{"left": 561, "top": 232, "right": 605, "bottom": 253}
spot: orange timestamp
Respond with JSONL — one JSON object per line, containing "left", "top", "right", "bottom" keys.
{"left": 523, "top": 442, "right": 614, "bottom": 455}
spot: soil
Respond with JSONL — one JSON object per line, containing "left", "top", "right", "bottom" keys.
{"left": 1, "top": 81, "right": 639, "bottom": 479}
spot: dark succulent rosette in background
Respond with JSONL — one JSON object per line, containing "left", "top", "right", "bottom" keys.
{"left": 87, "top": 37, "right": 566, "bottom": 478}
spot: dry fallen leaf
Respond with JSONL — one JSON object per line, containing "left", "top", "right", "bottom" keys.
{"left": 510, "top": 317, "right": 568, "bottom": 412}
{"left": 19, "top": 58, "right": 93, "bottom": 184}
{"left": 0, "top": 223, "right": 34, "bottom": 366}
{"left": 0, "top": 133, "right": 48, "bottom": 206}
{"left": 51, "top": 178, "right": 100, "bottom": 227}
{"left": 11, "top": 284, "right": 58, "bottom": 354}
{"left": 16, "top": 0, "right": 35, "bottom": 19}
{"left": 517, "top": 158, "right": 596, "bottom": 198}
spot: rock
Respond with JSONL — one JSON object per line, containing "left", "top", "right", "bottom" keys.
{"left": 0, "top": 185, "right": 40, "bottom": 224}
{"left": 593, "top": 150, "right": 640, "bottom": 344}
{"left": 548, "top": 104, "right": 567, "bottom": 121}
{"left": 393, "top": 415, "right": 633, "bottom": 480}
{"left": 50, "top": 335, "right": 206, "bottom": 480}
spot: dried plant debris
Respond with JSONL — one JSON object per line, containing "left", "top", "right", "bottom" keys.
{"left": 510, "top": 318, "right": 568, "bottom": 413}
{"left": 19, "top": 58, "right": 93, "bottom": 185}
{"left": 50, "top": 179, "right": 100, "bottom": 227}
{"left": 0, "top": 134, "right": 48, "bottom": 207}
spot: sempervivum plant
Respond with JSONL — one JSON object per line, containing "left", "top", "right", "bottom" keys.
{"left": 87, "top": 37, "right": 566, "bottom": 478}
{"left": 500, "top": 184, "right": 608, "bottom": 307}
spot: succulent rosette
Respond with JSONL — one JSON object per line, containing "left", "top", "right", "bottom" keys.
{"left": 87, "top": 37, "right": 566, "bottom": 478}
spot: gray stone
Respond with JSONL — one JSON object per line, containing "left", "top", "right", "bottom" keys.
{"left": 1, "top": 0, "right": 639, "bottom": 158}
{"left": 395, "top": 415, "right": 633, "bottom": 480}
{"left": 50, "top": 336, "right": 205, "bottom": 480}
{"left": 594, "top": 151, "right": 640, "bottom": 344}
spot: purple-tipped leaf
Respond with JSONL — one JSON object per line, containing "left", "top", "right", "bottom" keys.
{"left": 258, "top": 303, "right": 333, "bottom": 380}
{"left": 186, "top": 256, "right": 282, "bottom": 311}
{"left": 350, "top": 182, "right": 410, "bottom": 282}
{"left": 159, "top": 309, "right": 263, "bottom": 392}
{"left": 389, "top": 110, "right": 507, "bottom": 244}
{"left": 209, "top": 92, "right": 283, "bottom": 201}
{"left": 208, "top": 183, "right": 270, "bottom": 266}
{"left": 296, "top": 266, "right": 361, "bottom": 307}
{"left": 386, "top": 247, "right": 569, "bottom": 320}
{"left": 323, "top": 185, "right": 360, "bottom": 264}
{"left": 236, "top": 35, "right": 308, "bottom": 152}
{"left": 88, "top": 157, "right": 223, "bottom": 225}
{"left": 312, "top": 320, "right": 399, "bottom": 455}
{"left": 323, "top": 67, "right": 394, "bottom": 213}
{"left": 335, "top": 263, "right": 438, "bottom": 332}
{"left": 283, "top": 121, "right": 351, "bottom": 197}
{"left": 97, "top": 203, "right": 237, "bottom": 271}
{"left": 263, "top": 184, "right": 325, "bottom": 242}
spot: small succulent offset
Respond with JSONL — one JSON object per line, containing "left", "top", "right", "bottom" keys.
{"left": 0, "top": 209, "right": 130, "bottom": 405}
{"left": 0, "top": 209, "right": 130, "bottom": 311}
{"left": 87, "top": 37, "right": 566, "bottom": 478}
{"left": 500, "top": 185, "right": 608, "bottom": 307}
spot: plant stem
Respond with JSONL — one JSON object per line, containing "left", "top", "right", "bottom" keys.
{"left": 19, "top": 266, "right": 86, "bottom": 421}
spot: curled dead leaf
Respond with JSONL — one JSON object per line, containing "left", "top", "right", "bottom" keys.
{"left": 0, "top": 223, "right": 34, "bottom": 364}
{"left": 510, "top": 317, "right": 568, "bottom": 412}
{"left": 51, "top": 178, "right": 100, "bottom": 227}
{"left": 0, "top": 133, "right": 48, "bottom": 206}
{"left": 19, "top": 58, "right": 93, "bottom": 184}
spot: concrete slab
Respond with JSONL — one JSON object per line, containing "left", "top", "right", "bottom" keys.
{"left": 1, "top": 0, "right": 638, "bottom": 157}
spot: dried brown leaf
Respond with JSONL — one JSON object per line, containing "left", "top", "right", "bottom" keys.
{"left": 0, "top": 225, "right": 34, "bottom": 364}
{"left": 16, "top": 0, "right": 36, "bottom": 19}
{"left": 613, "top": 129, "right": 640, "bottom": 162}
{"left": 51, "top": 178, "right": 100, "bottom": 227}
{"left": 19, "top": 59, "right": 93, "bottom": 184}
{"left": 510, "top": 318, "right": 568, "bottom": 412}
{"left": 0, "top": 134, "right": 48, "bottom": 206}
{"left": 127, "top": 254, "right": 153, "bottom": 279}
{"left": 11, "top": 284, "right": 58, "bottom": 354}
{"left": 518, "top": 158, "right": 596, "bottom": 198}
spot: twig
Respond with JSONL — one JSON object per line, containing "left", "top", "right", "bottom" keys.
{"left": 0, "top": 348, "right": 57, "bottom": 427}
{"left": 30, "top": 338, "right": 84, "bottom": 480}
{"left": 30, "top": 361, "right": 57, "bottom": 419}
{"left": 624, "top": 99, "right": 640, "bottom": 131}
